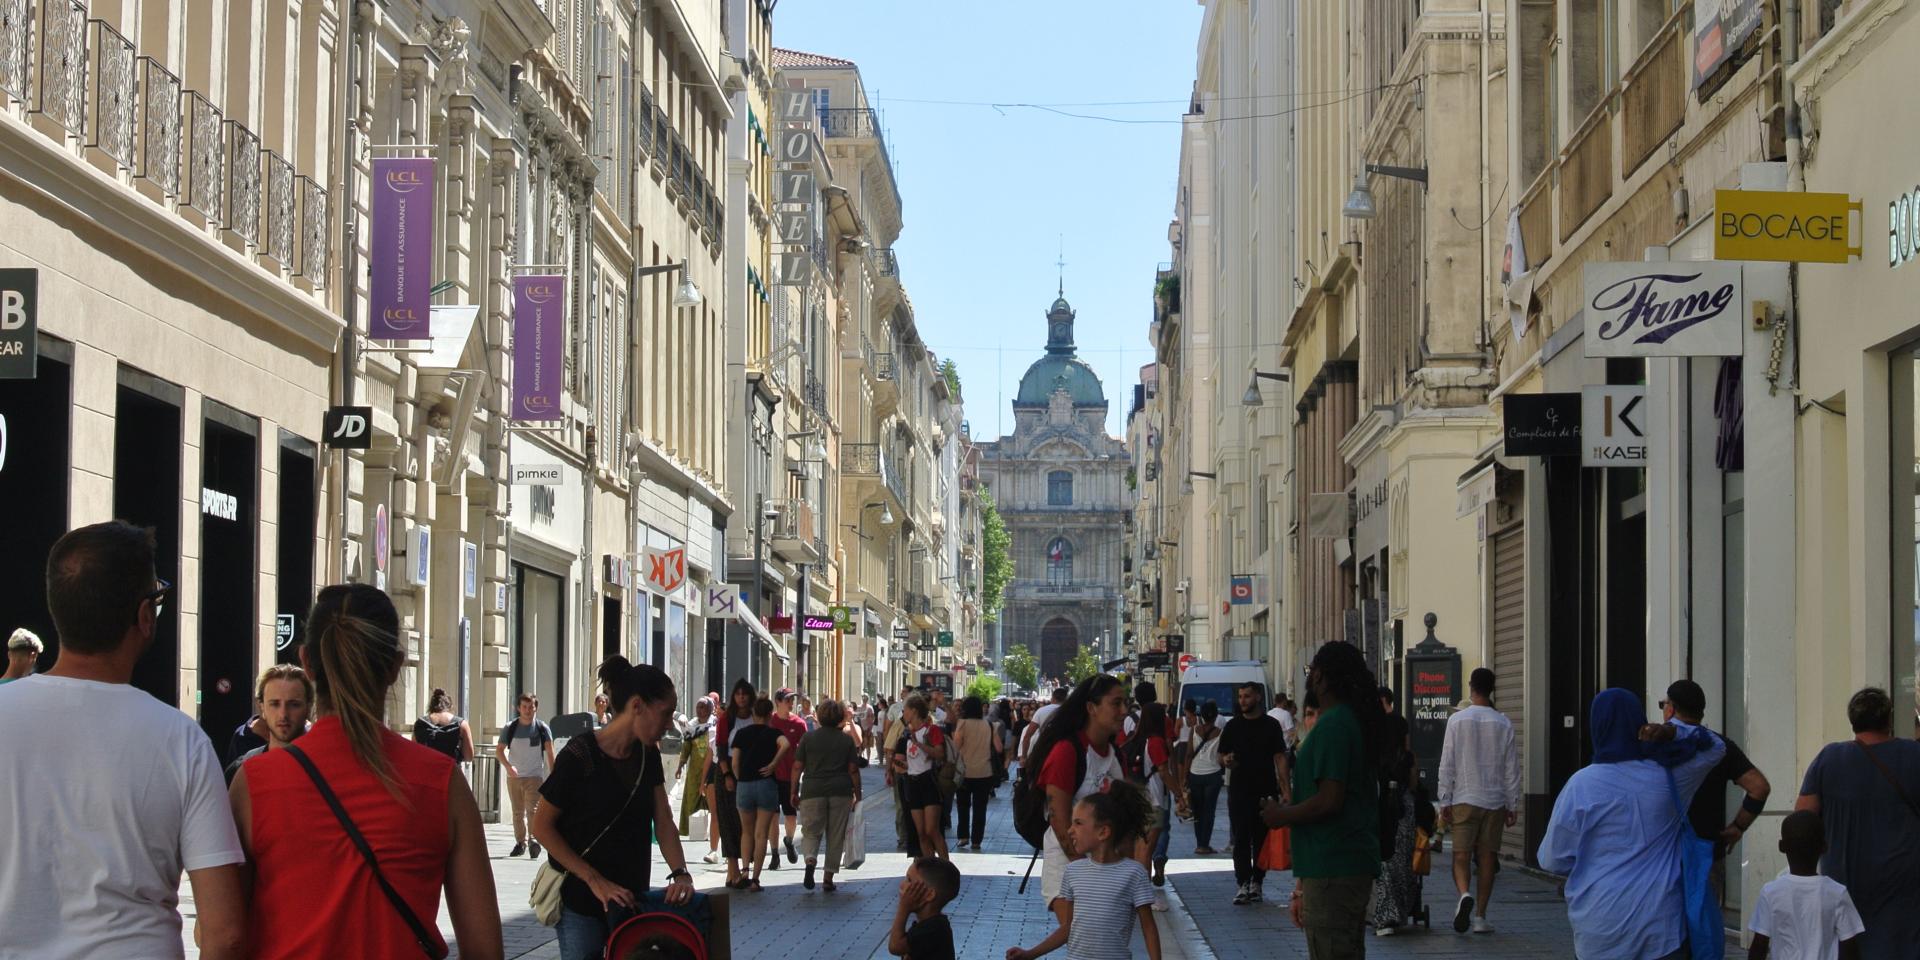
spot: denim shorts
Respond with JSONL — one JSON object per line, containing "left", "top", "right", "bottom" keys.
{"left": 736, "top": 777, "right": 780, "bottom": 813}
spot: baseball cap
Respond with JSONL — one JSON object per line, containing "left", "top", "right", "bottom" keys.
{"left": 775, "top": 687, "right": 795, "bottom": 701}
{"left": 7, "top": 628, "right": 42, "bottom": 654}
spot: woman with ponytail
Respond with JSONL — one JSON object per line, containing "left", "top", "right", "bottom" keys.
{"left": 532, "top": 655, "right": 695, "bottom": 960}
{"left": 1025, "top": 673, "right": 1128, "bottom": 906}
{"left": 229, "top": 583, "right": 502, "bottom": 960}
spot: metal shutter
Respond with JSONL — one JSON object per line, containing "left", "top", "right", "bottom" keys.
{"left": 1489, "top": 526, "right": 1527, "bottom": 862}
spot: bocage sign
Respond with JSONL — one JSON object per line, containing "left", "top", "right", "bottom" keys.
{"left": 0, "top": 268, "right": 37, "bottom": 380}
{"left": 1715, "top": 190, "right": 1861, "bottom": 263}
{"left": 1582, "top": 261, "right": 1744, "bottom": 358}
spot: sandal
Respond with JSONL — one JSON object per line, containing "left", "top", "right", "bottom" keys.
{"left": 822, "top": 879, "right": 837, "bottom": 893}
{"left": 748, "top": 878, "right": 764, "bottom": 892}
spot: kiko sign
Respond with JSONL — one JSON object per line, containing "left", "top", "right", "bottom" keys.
{"left": 1583, "top": 261, "right": 1744, "bottom": 357}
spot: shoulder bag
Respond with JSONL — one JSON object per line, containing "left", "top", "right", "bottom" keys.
{"left": 529, "top": 743, "right": 650, "bottom": 926}
{"left": 284, "top": 744, "right": 446, "bottom": 959}
{"left": 1665, "top": 768, "right": 1723, "bottom": 960}
{"left": 1855, "top": 738, "right": 1920, "bottom": 818}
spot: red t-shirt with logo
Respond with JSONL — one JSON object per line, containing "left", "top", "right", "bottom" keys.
{"left": 770, "top": 713, "right": 808, "bottom": 782}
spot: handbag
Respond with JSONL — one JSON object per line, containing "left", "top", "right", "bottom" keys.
{"left": 529, "top": 744, "right": 649, "bottom": 927}
{"left": 1665, "top": 768, "right": 1723, "bottom": 960}
{"left": 842, "top": 799, "right": 868, "bottom": 870}
{"left": 1410, "top": 827, "right": 1433, "bottom": 876}
{"left": 283, "top": 745, "right": 446, "bottom": 959}
{"left": 1255, "top": 823, "right": 1292, "bottom": 872}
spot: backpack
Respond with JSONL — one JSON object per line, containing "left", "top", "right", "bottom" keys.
{"left": 1120, "top": 726, "right": 1151, "bottom": 784}
{"left": 413, "top": 716, "right": 465, "bottom": 761}
{"left": 1013, "top": 736, "right": 1087, "bottom": 849}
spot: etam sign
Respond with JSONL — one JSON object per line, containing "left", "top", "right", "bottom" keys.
{"left": 1583, "top": 261, "right": 1744, "bottom": 358}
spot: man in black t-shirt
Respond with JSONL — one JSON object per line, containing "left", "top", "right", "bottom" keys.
{"left": 1662, "top": 680, "right": 1772, "bottom": 859}
{"left": 1218, "top": 681, "right": 1288, "bottom": 905}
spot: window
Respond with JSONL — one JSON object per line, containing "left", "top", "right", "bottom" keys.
{"left": 1046, "top": 537, "right": 1074, "bottom": 586}
{"left": 1048, "top": 470, "right": 1073, "bottom": 506}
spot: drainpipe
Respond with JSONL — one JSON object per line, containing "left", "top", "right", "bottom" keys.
{"left": 337, "top": 1, "right": 365, "bottom": 581}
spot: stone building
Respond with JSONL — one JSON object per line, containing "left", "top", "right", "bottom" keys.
{"left": 978, "top": 292, "right": 1129, "bottom": 680}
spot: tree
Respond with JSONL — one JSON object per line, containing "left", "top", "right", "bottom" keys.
{"left": 941, "top": 358, "right": 963, "bottom": 398}
{"left": 980, "top": 488, "right": 1012, "bottom": 623}
{"left": 965, "top": 675, "right": 1003, "bottom": 703}
{"left": 1003, "top": 644, "right": 1039, "bottom": 692}
{"left": 1064, "top": 647, "right": 1100, "bottom": 685}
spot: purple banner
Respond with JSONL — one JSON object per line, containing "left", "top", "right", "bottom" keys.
{"left": 369, "top": 157, "right": 434, "bottom": 340}
{"left": 512, "top": 275, "right": 565, "bottom": 420}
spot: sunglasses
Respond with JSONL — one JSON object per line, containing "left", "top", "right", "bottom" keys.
{"left": 146, "top": 579, "right": 173, "bottom": 618}
{"left": 1657, "top": 699, "right": 1670, "bottom": 710}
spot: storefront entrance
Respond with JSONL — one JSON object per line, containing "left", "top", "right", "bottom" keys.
{"left": 274, "top": 433, "right": 317, "bottom": 664}
{"left": 0, "top": 340, "right": 71, "bottom": 671}
{"left": 513, "top": 563, "right": 566, "bottom": 717}
{"left": 198, "top": 402, "right": 258, "bottom": 760}
{"left": 115, "top": 368, "right": 183, "bottom": 707}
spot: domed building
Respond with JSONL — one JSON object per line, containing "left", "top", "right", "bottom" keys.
{"left": 977, "top": 292, "right": 1130, "bottom": 681}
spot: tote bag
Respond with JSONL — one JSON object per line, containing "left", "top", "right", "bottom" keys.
{"left": 842, "top": 801, "right": 867, "bottom": 870}
{"left": 1255, "top": 825, "right": 1292, "bottom": 872}
{"left": 1666, "top": 769, "right": 1723, "bottom": 959}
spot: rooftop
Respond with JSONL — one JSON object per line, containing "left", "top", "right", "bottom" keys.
{"left": 772, "top": 48, "right": 857, "bottom": 68}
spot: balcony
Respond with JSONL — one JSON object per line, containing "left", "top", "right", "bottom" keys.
{"left": 1619, "top": 20, "right": 1686, "bottom": 179}
{"left": 768, "top": 498, "right": 823, "bottom": 565}
{"left": 0, "top": 3, "right": 329, "bottom": 290}
{"left": 817, "top": 107, "right": 901, "bottom": 221}
{"left": 843, "top": 443, "right": 907, "bottom": 508}
{"left": 868, "top": 348, "right": 898, "bottom": 416}
{"left": 803, "top": 367, "right": 828, "bottom": 416}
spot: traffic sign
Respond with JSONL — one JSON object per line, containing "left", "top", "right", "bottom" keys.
{"left": 1178, "top": 653, "right": 1197, "bottom": 673}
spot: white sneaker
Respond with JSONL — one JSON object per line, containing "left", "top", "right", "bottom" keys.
{"left": 1472, "top": 915, "right": 1495, "bottom": 934}
{"left": 701, "top": 851, "right": 720, "bottom": 864}
{"left": 1152, "top": 890, "right": 1170, "bottom": 912}
{"left": 1374, "top": 925, "right": 1397, "bottom": 937}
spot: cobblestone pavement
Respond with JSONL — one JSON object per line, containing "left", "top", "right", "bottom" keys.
{"left": 183, "top": 763, "right": 1741, "bottom": 959}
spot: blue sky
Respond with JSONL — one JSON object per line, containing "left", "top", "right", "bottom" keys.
{"left": 771, "top": 0, "right": 1202, "bottom": 440}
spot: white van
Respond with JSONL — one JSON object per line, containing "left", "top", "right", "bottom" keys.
{"left": 1173, "top": 660, "right": 1269, "bottom": 718}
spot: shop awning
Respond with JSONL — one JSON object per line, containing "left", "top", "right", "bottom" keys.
{"left": 738, "top": 604, "right": 790, "bottom": 663}
{"left": 1456, "top": 455, "right": 1499, "bottom": 519}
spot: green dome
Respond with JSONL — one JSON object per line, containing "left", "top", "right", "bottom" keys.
{"left": 1015, "top": 355, "right": 1107, "bottom": 407}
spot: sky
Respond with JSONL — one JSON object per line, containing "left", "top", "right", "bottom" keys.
{"left": 770, "top": 0, "right": 1202, "bottom": 440}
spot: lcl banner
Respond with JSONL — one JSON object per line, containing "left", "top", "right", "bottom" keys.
{"left": 369, "top": 158, "right": 434, "bottom": 340}
{"left": 512, "top": 275, "right": 565, "bottom": 420}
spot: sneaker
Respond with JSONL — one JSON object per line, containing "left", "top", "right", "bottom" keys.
{"left": 508, "top": 842, "right": 526, "bottom": 858}
{"left": 785, "top": 837, "right": 798, "bottom": 863}
{"left": 766, "top": 852, "right": 780, "bottom": 872}
{"left": 702, "top": 851, "right": 721, "bottom": 864}
{"left": 1472, "top": 915, "right": 1495, "bottom": 935}
{"left": 803, "top": 862, "right": 817, "bottom": 890}
{"left": 1453, "top": 894, "right": 1475, "bottom": 933}
{"left": 1230, "top": 883, "right": 1251, "bottom": 906}
{"left": 1250, "top": 880, "right": 1264, "bottom": 903}
{"left": 1375, "top": 925, "right": 1398, "bottom": 937}
{"left": 1152, "top": 890, "right": 1169, "bottom": 912}
{"left": 527, "top": 841, "right": 541, "bottom": 859}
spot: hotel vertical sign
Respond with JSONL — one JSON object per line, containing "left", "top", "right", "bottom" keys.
{"left": 369, "top": 158, "right": 434, "bottom": 340}
{"left": 775, "top": 88, "right": 823, "bottom": 287}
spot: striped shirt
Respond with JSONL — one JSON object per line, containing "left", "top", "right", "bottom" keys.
{"left": 1057, "top": 857, "right": 1154, "bottom": 959}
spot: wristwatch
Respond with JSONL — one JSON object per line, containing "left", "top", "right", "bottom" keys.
{"left": 667, "top": 868, "right": 692, "bottom": 882}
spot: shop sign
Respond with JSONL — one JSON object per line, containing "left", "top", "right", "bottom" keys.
{"left": 937, "top": 630, "right": 954, "bottom": 648}
{"left": 918, "top": 671, "right": 954, "bottom": 697}
{"left": 511, "top": 463, "right": 563, "bottom": 485}
{"left": 1582, "top": 385, "right": 1648, "bottom": 468}
{"left": 1692, "top": 0, "right": 1762, "bottom": 89}
{"left": 1715, "top": 190, "right": 1860, "bottom": 263}
{"left": 495, "top": 582, "right": 508, "bottom": 613}
{"left": 641, "top": 546, "right": 686, "bottom": 595}
{"left": 893, "top": 625, "right": 910, "bottom": 641}
{"left": 323, "top": 406, "right": 372, "bottom": 449}
{"left": 889, "top": 642, "right": 910, "bottom": 661}
{"left": 802, "top": 614, "right": 836, "bottom": 632}
{"left": 703, "top": 586, "right": 740, "bottom": 620}
{"left": 369, "top": 158, "right": 434, "bottom": 340}
{"left": 1503, "top": 393, "right": 1582, "bottom": 457}
{"left": 1140, "top": 651, "right": 1170, "bottom": 670}
{"left": 464, "top": 540, "right": 478, "bottom": 598}
{"left": 374, "top": 505, "right": 389, "bottom": 573}
{"left": 1890, "top": 184, "right": 1920, "bottom": 269}
{"left": 828, "top": 605, "right": 855, "bottom": 631}
{"left": 769, "top": 613, "right": 795, "bottom": 632}
{"left": 274, "top": 614, "right": 297, "bottom": 652}
{"left": 411, "top": 526, "right": 431, "bottom": 586}
{"left": 0, "top": 268, "right": 38, "bottom": 380}
{"left": 200, "top": 487, "right": 238, "bottom": 521}
{"left": 511, "top": 275, "right": 565, "bottom": 420}
{"left": 1164, "top": 634, "right": 1185, "bottom": 654}
{"left": 1229, "top": 575, "right": 1254, "bottom": 605}
{"left": 1583, "top": 261, "right": 1743, "bottom": 357}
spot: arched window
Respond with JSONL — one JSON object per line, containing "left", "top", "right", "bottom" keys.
{"left": 1046, "top": 537, "right": 1074, "bottom": 585}
{"left": 1048, "top": 470, "right": 1073, "bottom": 506}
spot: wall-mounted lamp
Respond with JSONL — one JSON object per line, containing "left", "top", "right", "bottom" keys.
{"left": 1242, "top": 370, "right": 1291, "bottom": 407}
{"left": 1342, "top": 164, "right": 1431, "bottom": 220}
{"left": 635, "top": 258, "right": 703, "bottom": 310}
{"left": 1183, "top": 470, "right": 1217, "bottom": 496}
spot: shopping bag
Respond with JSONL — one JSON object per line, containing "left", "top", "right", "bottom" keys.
{"left": 1255, "top": 826, "right": 1291, "bottom": 872}
{"left": 1668, "top": 770, "right": 1724, "bottom": 959}
{"left": 1410, "top": 826, "right": 1433, "bottom": 875}
{"left": 842, "top": 801, "right": 867, "bottom": 870}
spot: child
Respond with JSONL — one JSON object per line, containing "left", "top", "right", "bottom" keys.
{"left": 1749, "top": 810, "right": 1864, "bottom": 960}
{"left": 890, "top": 856, "right": 960, "bottom": 960}
{"left": 1006, "top": 781, "right": 1161, "bottom": 960}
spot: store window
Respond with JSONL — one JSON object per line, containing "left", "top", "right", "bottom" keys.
{"left": 1891, "top": 346, "right": 1920, "bottom": 737}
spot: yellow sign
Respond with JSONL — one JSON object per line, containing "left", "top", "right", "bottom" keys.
{"left": 1715, "top": 190, "right": 1861, "bottom": 263}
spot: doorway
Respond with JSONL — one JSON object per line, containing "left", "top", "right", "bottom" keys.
{"left": 602, "top": 593, "right": 622, "bottom": 663}
{"left": 0, "top": 341, "right": 72, "bottom": 673}
{"left": 115, "top": 368, "right": 183, "bottom": 707}
{"left": 275, "top": 433, "right": 316, "bottom": 664}
{"left": 513, "top": 563, "right": 566, "bottom": 716}
{"left": 198, "top": 402, "right": 259, "bottom": 761}
{"left": 1040, "top": 617, "right": 1079, "bottom": 680}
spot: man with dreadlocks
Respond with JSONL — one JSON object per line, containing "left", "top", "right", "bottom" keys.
{"left": 1260, "top": 640, "right": 1391, "bottom": 959}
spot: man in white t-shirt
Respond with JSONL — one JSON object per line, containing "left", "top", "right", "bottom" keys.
{"left": 1021, "top": 686, "right": 1068, "bottom": 761}
{"left": 0, "top": 522, "right": 247, "bottom": 959}
{"left": 1267, "top": 692, "right": 1296, "bottom": 746}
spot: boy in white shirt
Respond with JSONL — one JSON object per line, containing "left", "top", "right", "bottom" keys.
{"left": 1749, "top": 810, "right": 1864, "bottom": 960}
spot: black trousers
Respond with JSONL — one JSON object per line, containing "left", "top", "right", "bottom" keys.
{"left": 1228, "top": 792, "right": 1269, "bottom": 887}
{"left": 953, "top": 777, "right": 995, "bottom": 846}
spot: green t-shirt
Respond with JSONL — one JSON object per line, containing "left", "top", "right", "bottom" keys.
{"left": 1289, "top": 702, "right": 1380, "bottom": 879}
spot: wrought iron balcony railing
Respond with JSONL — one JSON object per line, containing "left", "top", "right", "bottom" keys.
{"left": 844, "top": 443, "right": 880, "bottom": 477}
{"left": 136, "top": 56, "right": 179, "bottom": 195}
{"left": 226, "top": 119, "right": 261, "bottom": 246}
{"left": 264, "top": 150, "right": 295, "bottom": 267}
{"left": 86, "top": 18, "right": 133, "bottom": 169}
{"left": 38, "top": 0, "right": 85, "bottom": 134}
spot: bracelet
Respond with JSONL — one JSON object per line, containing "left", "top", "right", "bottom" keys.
{"left": 667, "top": 868, "right": 691, "bottom": 882}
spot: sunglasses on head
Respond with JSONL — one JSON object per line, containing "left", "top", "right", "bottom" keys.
{"left": 145, "top": 579, "right": 173, "bottom": 618}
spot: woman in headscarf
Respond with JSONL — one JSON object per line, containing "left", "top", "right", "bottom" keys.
{"left": 677, "top": 696, "right": 714, "bottom": 837}
{"left": 1538, "top": 688, "right": 1723, "bottom": 960}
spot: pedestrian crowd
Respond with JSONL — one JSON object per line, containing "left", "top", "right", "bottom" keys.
{"left": 6, "top": 520, "right": 1916, "bottom": 960}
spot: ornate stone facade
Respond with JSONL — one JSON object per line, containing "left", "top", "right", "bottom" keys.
{"left": 978, "top": 294, "right": 1130, "bottom": 680}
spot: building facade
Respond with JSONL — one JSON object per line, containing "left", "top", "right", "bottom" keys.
{"left": 978, "top": 293, "right": 1128, "bottom": 680}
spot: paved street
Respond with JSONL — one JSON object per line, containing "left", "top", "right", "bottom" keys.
{"left": 183, "top": 764, "right": 1744, "bottom": 959}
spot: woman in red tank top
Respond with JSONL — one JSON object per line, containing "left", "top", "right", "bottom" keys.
{"left": 228, "top": 584, "right": 503, "bottom": 960}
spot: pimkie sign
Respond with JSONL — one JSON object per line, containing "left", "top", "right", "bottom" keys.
{"left": 1583, "top": 261, "right": 1743, "bottom": 357}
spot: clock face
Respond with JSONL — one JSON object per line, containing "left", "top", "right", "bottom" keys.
{"left": 1051, "top": 321, "right": 1069, "bottom": 341}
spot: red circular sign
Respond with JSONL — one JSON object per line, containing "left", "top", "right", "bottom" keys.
{"left": 1178, "top": 654, "right": 1197, "bottom": 673}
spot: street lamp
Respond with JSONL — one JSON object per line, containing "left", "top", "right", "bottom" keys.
{"left": 1183, "top": 470, "right": 1216, "bottom": 496}
{"left": 634, "top": 258, "right": 703, "bottom": 310}
{"left": 1342, "top": 163, "right": 1430, "bottom": 220}
{"left": 1242, "top": 370, "right": 1291, "bottom": 407}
